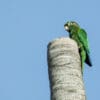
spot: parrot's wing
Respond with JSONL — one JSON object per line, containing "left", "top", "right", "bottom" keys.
{"left": 78, "top": 29, "right": 92, "bottom": 66}
{"left": 78, "top": 29, "right": 89, "bottom": 52}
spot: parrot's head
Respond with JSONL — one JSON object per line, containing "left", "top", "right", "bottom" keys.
{"left": 64, "top": 21, "right": 80, "bottom": 33}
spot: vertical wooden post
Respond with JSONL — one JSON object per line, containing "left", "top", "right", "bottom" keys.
{"left": 47, "top": 37, "right": 86, "bottom": 100}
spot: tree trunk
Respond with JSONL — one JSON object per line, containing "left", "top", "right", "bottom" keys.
{"left": 47, "top": 37, "right": 86, "bottom": 100}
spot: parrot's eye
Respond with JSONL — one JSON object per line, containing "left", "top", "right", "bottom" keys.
{"left": 68, "top": 22, "right": 72, "bottom": 26}
{"left": 70, "top": 22, "right": 73, "bottom": 25}
{"left": 67, "top": 22, "right": 70, "bottom": 26}
{"left": 67, "top": 22, "right": 73, "bottom": 26}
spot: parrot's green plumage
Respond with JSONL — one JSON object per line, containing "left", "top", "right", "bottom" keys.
{"left": 64, "top": 21, "right": 92, "bottom": 74}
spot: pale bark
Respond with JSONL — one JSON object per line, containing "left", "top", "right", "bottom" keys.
{"left": 47, "top": 37, "right": 86, "bottom": 100}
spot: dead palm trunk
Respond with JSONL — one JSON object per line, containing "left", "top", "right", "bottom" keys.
{"left": 47, "top": 37, "right": 86, "bottom": 100}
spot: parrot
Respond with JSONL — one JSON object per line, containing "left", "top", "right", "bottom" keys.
{"left": 64, "top": 21, "right": 92, "bottom": 74}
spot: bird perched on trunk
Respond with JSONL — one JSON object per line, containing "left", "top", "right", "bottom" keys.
{"left": 64, "top": 21, "right": 92, "bottom": 74}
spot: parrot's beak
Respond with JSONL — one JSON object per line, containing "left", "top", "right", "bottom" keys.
{"left": 64, "top": 24, "right": 69, "bottom": 32}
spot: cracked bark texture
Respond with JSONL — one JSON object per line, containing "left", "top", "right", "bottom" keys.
{"left": 47, "top": 37, "right": 86, "bottom": 100}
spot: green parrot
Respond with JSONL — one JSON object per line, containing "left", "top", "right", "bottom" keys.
{"left": 64, "top": 21, "right": 92, "bottom": 74}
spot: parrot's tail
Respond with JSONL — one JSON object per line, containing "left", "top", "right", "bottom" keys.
{"left": 85, "top": 52, "right": 92, "bottom": 67}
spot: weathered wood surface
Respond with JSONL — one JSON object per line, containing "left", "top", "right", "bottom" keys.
{"left": 47, "top": 37, "right": 86, "bottom": 100}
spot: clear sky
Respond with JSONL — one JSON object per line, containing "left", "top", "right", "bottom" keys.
{"left": 0, "top": 0, "right": 99, "bottom": 100}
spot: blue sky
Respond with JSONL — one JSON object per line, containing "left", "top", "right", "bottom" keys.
{"left": 0, "top": 0, "right": 99, "bottom": 100}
